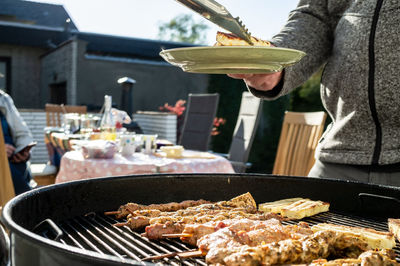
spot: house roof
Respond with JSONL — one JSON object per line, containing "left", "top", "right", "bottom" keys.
{"left": 0, "top": 0, "right": 78, "bottom": 30}
{"left": 0, "top": 22, "right": 196, "bottom": 60}
{"left": 76, "top": 31, "right": 196, "bottom": 60}
{"left": 0, "top": 0, "right": 197, "bottom": 61}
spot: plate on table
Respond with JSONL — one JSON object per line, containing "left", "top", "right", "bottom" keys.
{"left": 159, "top": 46, "right": 306, "bottom": 74}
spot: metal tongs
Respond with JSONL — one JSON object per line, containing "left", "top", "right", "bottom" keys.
{"left": 175, "top": 0, "right": 254, "bottom": 45}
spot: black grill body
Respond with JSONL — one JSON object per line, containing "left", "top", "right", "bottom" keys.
{"left": 2, "top": 173, "right": 400, "bottom": 266}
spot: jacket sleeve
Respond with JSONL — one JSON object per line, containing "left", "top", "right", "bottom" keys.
{"left": 249, "top": 0, "right": 333, "bottom": 100}
{"left": 2, "top": 94, "right": 34, "bottom": 152}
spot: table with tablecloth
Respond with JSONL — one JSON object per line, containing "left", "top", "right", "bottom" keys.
{"left": 44, "top": 129, "right": 82, "bottom": 167}
{"left": 55, "top": 150, "right": 235, "bottom": 183}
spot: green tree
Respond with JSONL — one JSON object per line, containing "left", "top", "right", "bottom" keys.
{"left": 158, "top": 14, "right": 209, "bottom": 44}
{"left": 288, "top": 69, "right": 324, "bottom": 112}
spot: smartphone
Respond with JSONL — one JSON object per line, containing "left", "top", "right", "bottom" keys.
{"left": 15, "top": 142, "right": 37, "bottom": 154}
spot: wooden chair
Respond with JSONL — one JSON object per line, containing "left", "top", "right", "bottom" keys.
{"left": 45, "top": 103, "right": 87, "bottom": 127}
{"left": 178, "top": 93, "right": 219, "bottom": 151}
{"left": 272, "top": 111, "right": 327, "bottom": 177}
{"left": 31, "top": 104, "right": 87, "bottom": 186}
{"left": 226, "top": 92, "right": 263, "bottom": 173}
{"left": 0, "top": 123, "right": 15, "bottom": 207}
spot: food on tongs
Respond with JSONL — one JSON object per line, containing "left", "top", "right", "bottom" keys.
{"left": 259, "top": 198, "right": 330, "bottom": 219}
{"left": 214, "top": 31, "right": 271, "bottom": 47}
{"left": 311, "top": 223, "right": 396, "bottom": 249}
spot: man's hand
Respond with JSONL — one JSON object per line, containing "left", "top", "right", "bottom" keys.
{"left": 228, "top": 71, "right": 283, "bottom": 92}
{"left": 11, "top": 149, "right": 30, "bottom": 163}
{"left": 5, "top": 144, "right": 15, "bottom": 158}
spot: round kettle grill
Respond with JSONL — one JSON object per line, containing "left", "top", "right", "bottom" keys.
{"left": 2, "top": 173, "right": 400, "bottom": 266}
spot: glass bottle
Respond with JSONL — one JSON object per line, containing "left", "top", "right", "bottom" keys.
{"left": 100, "top": 95, "right": 116, "bottom": 140}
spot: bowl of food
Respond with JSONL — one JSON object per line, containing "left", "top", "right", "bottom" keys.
{"left": 80, "top": 140, "right": 118, "bottom": 159}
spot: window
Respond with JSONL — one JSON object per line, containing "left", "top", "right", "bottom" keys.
{"left": 49, "top": 81, "right": 67, "bottom": 104}
{"left": 0, "top": 57, "right": 11, "bottom": 94}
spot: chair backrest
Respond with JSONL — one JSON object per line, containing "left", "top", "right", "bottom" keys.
{"left": 228, "top": 92, "right": 263, "bottom": 173}
{"left": 45, "top": 104, "right": 87, "bottom": 127}
{"left": 0, "top": 122, "right": 15, "bottom": 206}
{"left": 272, "top": 111, "right": 327, "bottom": 177}
{"left": 178, "top": 93, "right": 219, "bottom": 151}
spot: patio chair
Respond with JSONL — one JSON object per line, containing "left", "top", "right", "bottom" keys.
{"left": 178, "top": 93, "right": 219, "bottom": 151}
{"left": 45, "top": 103, "right": 87, "bottom": 127}
{"left": 225, "top": 92, "right": 263, "bottom": 173}
{"left": 30, "top": 104, "right": 87, "bottom": 186}
{"left": 0, "top": 122, "right": 15, "bottom": 207}
{"left": 272, "top": 111, "right": 327, "bottom": 177}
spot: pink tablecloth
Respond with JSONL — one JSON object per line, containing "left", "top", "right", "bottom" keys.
{"left": 55, "top": 150, "right": 235, "bottom": 183}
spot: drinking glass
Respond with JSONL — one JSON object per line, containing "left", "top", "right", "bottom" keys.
{"left": 63, "top": 113, "right": 81, "bottom": 134}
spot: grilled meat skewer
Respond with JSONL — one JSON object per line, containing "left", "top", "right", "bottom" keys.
{"left": 141, "top": 211, "right": 281, "bottom": 238}
{"left": 207, "top": 230, "right": 369, "bottom": 266}
{"left": 141, "top": 219, "right": 312, "bottom": 262}
{"left": 116, "top": 208, "right": 256, "bottom": 230}
{"left": 105, "top": 199, "right": 210, "bottom": 219}
{"left": 309, "top": 249, "right": 399, "bottom": 266}
{"left": 157, "top": 217, "right": 290, "bottom": 245}
{"left": 110, "top": 192, "right": 257, "bottom": 220}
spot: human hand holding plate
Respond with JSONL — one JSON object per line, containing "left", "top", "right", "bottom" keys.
{"left": 228, "top": 71, "right": 283, "bottom": 92}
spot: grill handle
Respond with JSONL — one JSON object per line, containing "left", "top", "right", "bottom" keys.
{"left": 33, "top": 219, "right": 63, "bottom": 241}
{"left": 358, "top": 193, "right": 400, "bottom": 217}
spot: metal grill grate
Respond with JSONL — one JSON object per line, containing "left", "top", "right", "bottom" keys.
{"left": 35, "top": 211, "right": 399, "bottom": 265}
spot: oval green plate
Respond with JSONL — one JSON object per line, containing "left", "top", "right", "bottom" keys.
{"left": 160, "top": 46, "right": 306, "bottom": 74}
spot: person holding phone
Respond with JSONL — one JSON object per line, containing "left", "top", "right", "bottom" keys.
{"left": 0, "top": 90, "right": 36, "bottom": 194}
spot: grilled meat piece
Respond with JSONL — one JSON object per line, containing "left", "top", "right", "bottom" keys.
{"left": 207, "top": 230, "right": 368, "bottom": 265}
{"left": 197, "top": 218, "right": 293, "bottom": 251}
{"left": 181, "top": 218, "right": 280, "bottom": 246}
{"left": 143, "top": 222, "right": 186, "bottom": 240}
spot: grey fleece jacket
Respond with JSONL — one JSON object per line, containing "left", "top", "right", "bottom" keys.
{"left": 250, "top": 0, "right": 400, "bottom": 166}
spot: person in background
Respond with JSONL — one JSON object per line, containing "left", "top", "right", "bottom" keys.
{"left": 229, "top": 0, "right": 400, "bottom": 185}
{"left": 0, "top": 90, "right": 35, "bottom": 194}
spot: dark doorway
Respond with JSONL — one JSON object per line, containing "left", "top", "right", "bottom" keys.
{"left": 49, "top": 81, "right": 67, "bottom": 104}
{"left": 0, "top": 57, "right": 11, "bottom": 94}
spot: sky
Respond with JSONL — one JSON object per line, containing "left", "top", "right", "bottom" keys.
{"left": 31, "top": 0, "right": 299, "bottom": 45}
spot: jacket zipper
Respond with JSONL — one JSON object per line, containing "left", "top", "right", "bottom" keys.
{"left": 368, "top": 0, "right": 384, "bottom": 165}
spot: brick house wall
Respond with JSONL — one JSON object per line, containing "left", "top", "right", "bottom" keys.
{"left": 0, "top": 44, "right": 46, "bottom": 108}
{"left": 40, "top": 38, "right": 209, "bottom": 115}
